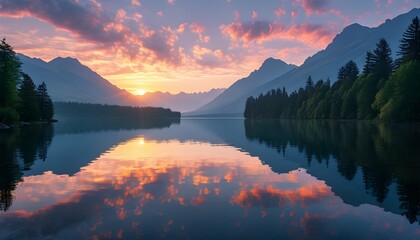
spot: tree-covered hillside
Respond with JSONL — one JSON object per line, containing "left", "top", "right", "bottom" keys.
{"left": 245, "top": 17, "right": 420, "bottom": 121}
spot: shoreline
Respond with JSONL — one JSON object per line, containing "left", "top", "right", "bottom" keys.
{"left": 0, "top": 120, "right": 58, "bottom": 130}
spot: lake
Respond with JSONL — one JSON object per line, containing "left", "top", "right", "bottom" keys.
{"left": 0, "top": 119, "right": 419, "bottom": 239}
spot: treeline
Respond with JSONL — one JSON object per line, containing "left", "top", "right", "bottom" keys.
{"left": 245, "top": 17, "right": 420, "bottom": 121}
{"left": 0, "top": 39, "right": 54, "bottom": 124}
{"left": 54, "top": 102, "right": 181, "bottom": 119}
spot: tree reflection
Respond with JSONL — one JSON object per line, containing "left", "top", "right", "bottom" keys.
{"left": 0, "top": 124, "right": 54, "bottom": 211}
{"left": 244, "top": 120, "right": 420, "bottom": 224}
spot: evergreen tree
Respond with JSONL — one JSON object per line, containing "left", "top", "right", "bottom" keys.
{"left": 362, "top": 51, "right": 375, "bottom": 75}
{"left": 337, "top": 60, "right": 359, "bottom": 82}
{"left": 372, "top": 38, "right": 393, "bottom": 82}
{"left": 356, "top": 75, "right": 377, "bottom": 119}
{"left": 398, "top": 16, "right": 420, "bottom": 63}
{"left": 37, "top": 82, "right": 54, "bottom": 121}
{"left": 375, "top": 61, "right": 420, "bottom": 121}
{"left": 18, "top": 73, "right": 40, "bottom": 122}
{"left": 306, "top": 76, "right": 314, "bottom": 90}
{"left": 0, "top": 38, "right": 21, "bottom": 123}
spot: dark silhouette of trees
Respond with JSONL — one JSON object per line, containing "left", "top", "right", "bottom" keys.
{"left": 37, "top": 82, "right": 54, "bottom": 122}
{"left": 398, "top": 16, "right": 420, "bottom": 63}
{"left": 0, "top": 39, "right": 55, "bottom": 124}
{"left": 0, "top": 38, "right": 21, "bottom": 124}
{"left": 372, "top": 38, "right": 394, "bottom": 83}
{"left": 18, "top": 73, "right": 40, "bottom": 122}
{"left": 54, "top": 102, "right": 181, "bottom": 119}
{"left": 362, "top": 51, "right": 375, "bottom": 75}
{"left": 244, "top": 18, "right": 420, "bottom": 121}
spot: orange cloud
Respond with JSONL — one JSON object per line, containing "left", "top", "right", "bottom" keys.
{"left": 220, "top": 21, "right": 334, "bottom": 47}
{"left": 189, "top": 22, "right": 206, "bottom": 34}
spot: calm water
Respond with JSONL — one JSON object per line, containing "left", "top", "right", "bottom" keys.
{"left": 0, "top": 119, "right": 419, "bottom": 239}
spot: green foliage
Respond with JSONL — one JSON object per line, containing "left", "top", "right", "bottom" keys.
{"left": 245, "top": 17, "right": 420, "bottom": 122}
{"left": 356, "top": 74, "right": 377, "bottom": 119}
{"left": 0, "top": 107, "right": 19, "bottom": 124}
{"left": 18, "top": 74, "right": 40, "bottom": 122}
{"left": 0, "top": 38, "right": 21, "bottom": 109}
{"left": 372, "top": 38, "right": 394, "bottom": 81}
{"left": 398, "top": 16, "right": 420, "bottom": 63}
{"left": 375, "top": 61, "right": 420, "bottom": 121}
{"left": 0, "top": 39, "right": 55, "bottom": 124}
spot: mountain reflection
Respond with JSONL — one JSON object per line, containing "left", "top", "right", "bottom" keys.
{"left": 0, "top": 118, "right": 179, "bottom": 213}
{"left": 0, "top": 137, "right": 418, "bottom": 239}
{"left": 245, "top": 120, "right": 420, "bottom": 224}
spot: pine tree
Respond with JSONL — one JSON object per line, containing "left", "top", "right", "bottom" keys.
{"left": 18, "top": 73, "right": 40, "bottom": 122}
{"left": 37, "top": 82, "right": 54, "bottom": 122}
{"left": 362, "top": 51, "right": 375, "bottom": 75}
{"left": 306, "top": 76, "right": 314, "bottom": 89}
{"left": 372, "top": 38, "right": 393, "bottom": 82}
{"left": 338, "top": 60, "right": 359, "bottom": 82}
{"left": 398, "top": 16, "right": 420, "bottom": 63}
{"left": 0, "top": 38, "right": 21, "bottom": 123}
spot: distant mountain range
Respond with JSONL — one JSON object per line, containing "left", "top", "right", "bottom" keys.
{"left": 19, "top": 54, "right": 224, "bottom": 112}
{"left": 18, "top": 8, "right": 419, "bottom": 116}
{"left": 188, "top": 57, "right": 296, "bottom": 116}
{"left": 187, "top": 8, "right": 420, "bottom": 116}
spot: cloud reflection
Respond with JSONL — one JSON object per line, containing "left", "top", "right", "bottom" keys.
{"left": 0, "top": 136, "right": 418, "bottom": 239}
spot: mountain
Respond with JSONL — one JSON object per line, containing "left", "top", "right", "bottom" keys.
{"left": 140, "top": 89, "right": 225, "bottom": 112}
{"left": 187, "top": 57, "right": 296, "bottom": 116}
{"left": 19, "top": 54, "right": 224, "bottom": 112}
{"left": 188, "top": 8, "right": 420, "bottom": 116}
{"left": 19, "top": 54, "right": 142, "bottom": 106}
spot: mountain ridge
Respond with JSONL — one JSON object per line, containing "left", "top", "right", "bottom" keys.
{"left": 188, "top": 8, "right": 420, "bottom": 116}
{"left": 188, "top": 57, "right": 297, "bottom": 115}
{"left": 19, "top": 54, "right": 224, "bottom": 112}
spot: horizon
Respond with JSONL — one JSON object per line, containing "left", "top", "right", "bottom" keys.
{"left": 0, "top": 1, "right": 418, "bottom": 94}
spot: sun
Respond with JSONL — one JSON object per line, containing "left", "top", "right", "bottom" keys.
{"left": 134, "top": 89, "right": 147, "bottom": 96}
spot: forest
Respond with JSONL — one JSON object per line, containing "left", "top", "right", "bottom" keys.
{"left": 54, "top": 102, "right": 180, "bottom": 119}
{"left": 244, "top": 17, "right": 420, "bottom": 121}
{"left": 0, "top": 39, "right": 54, "bottom": 125}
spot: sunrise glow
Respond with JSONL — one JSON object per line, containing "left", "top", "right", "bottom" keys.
{"left": 0, "top": 0, "right": 417, "bottom": 93}
{"left": 134, "top": 89, "right": 147, "bottom": 96}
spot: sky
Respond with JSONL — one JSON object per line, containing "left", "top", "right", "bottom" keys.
{"left": 0, "top": 0, "right": 418, "bottom": 94}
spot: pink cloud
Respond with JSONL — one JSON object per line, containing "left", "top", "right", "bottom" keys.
{"left": 301, "top": 0, "right": 332, "bottom": 15}
{"left": 0, "top": 0, "right": 126, "bottom": 45}
{"left": 252, "top": 11, "right": 258, "bottom": 19}
{"left": 177, "top": 23, "right": 187, "bottom": 33}
{"left": 220, "top": 21, "right": 334, "bottom": 47}
{"left": 189, "top": 22, "right": 206, "bottom": 34}
{"left": 274, "top": 8, "right": 286, "bottom": 17}
{"left": 131, "top": 0, "right": 141, "bottom": 7}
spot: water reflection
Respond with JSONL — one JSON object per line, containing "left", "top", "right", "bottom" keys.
{"left": 0, "top": 119, "right": 419, "bottom": 239}
{"left": 0, "top": 124, "right": 53, "bottom": 211}
{"left": 245, "top": 120, "right": 420, "bottom": 224}
{"left": 0, "top": 119, "right": 179, "bottom": 213}
{"left": 1, "top": 138, "right": 418, "bottom": 239}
